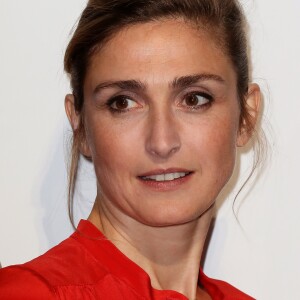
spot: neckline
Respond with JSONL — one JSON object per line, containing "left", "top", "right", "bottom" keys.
{"left": 72, "top": 219, "right": 210, "bottom": 300}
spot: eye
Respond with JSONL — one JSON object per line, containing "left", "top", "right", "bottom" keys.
{"left": 182, "top": 92, "right": 212, "bottom": 109}
{"left": 107, "top": 95, "right": 140, "bottom": 112}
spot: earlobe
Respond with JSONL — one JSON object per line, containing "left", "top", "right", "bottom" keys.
{"left": 236, "top": 83, "right": 261, "bottom": 147}
{"left": 64, "top": 94, "right": 92, "bottom": 158}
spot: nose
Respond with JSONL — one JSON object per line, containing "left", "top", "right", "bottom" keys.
{"left": 145, "top": 107, "right": 181, "bottom": 159}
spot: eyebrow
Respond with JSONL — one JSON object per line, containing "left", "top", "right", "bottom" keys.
{"left": 93, "top": 73, "right": 225, "bottom": 95}
{"left": 93, "top": 80, "right": 146, "bottom": 95}
{"left": 171, "top": 73, "right": 225, "bottom": 89}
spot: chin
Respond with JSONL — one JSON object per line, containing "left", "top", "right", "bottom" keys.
{"left": 135, "top": 202, "right": 214, "bottom": 227}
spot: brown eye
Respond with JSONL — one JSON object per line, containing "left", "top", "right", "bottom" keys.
{"left": 183, "top": 93, "right": 211, "bottom": 108}
{"left": 185, "top": 94, "right": 200, "bottom": 106}
{"left": 109, "top": 95, "right": 139, "bottom": 111}
{"left": 114, "top": 97, "right": 129, "bottom": 109}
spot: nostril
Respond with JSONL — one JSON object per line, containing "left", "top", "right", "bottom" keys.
{"left": 148, "top": 142, "right": 180, "bottom": 158}
{"left": 145, "top": 111, "right": 181, "bottom": 158}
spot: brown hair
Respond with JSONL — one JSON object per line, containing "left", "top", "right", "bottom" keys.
{"left": 64, "top": 0, "right": 260, "bottom": 226}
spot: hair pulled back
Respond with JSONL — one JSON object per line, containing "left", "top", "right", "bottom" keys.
{"left": 64, "top": 0, "right": 255, "bottom": 226}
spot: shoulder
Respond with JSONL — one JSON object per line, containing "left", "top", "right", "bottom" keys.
{"left": 27, "top": 235, "right": 108, "bottom": 285}
{"left": 0, "top": 235, "right": 109, "bottom": 298}
{"left": 0, "top": 265, "right": 55, "bottom": 299}
{"left": 200, "top": 271, "right": 255, "bottom": 300}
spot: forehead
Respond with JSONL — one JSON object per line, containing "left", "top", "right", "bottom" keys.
{"left": 85, "top": 19, "right": 236, "bottom": 89}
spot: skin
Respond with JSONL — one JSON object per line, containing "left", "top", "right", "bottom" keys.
{"left": 66, "top": 19, "right": 260, "bottom": 300}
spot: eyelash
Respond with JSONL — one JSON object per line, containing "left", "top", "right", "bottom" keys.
{"left": 105, "top": 91, "right": 213, "bottom": 114}
{"left": 106, "top": 95, "right": 139, "bottom": 114}
{"left": 180, "top": 91, "right": 213, "bottom": 111}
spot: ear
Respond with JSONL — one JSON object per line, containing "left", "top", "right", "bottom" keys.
{"left": 65, "top": 94, "right": 92, "bottom": 158}
{"left": 236, "top": 83, "right": 261, "bottom": 147}
{"left": 65, "top": 94, "right": 80, "bottom": 131}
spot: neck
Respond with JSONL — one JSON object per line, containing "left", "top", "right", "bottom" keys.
{"left": 88, "top": 199, "right": 214, "bottom": 300}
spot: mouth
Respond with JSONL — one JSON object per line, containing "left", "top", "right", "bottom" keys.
{"left": 138, "top": 168, "right": 194, "bottom": 182}
{"left": 137, "top": 169, "right": 193, "bottom": 191}
{"left": 139, "top": 171, "right": 192, "bottom": 182}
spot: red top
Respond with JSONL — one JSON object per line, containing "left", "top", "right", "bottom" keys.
{"left": 0, "top": 220, "right": 254, "bottom": 299}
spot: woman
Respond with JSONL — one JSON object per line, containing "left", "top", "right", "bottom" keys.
{"left": 0, "top": 0, "right": 261, "bottom": 299}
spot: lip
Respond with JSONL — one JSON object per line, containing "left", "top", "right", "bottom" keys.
{"left": 137, "top": 168, "right": 194, "bottom": 192}
{"left": 138, "top": 168, "right": 193, "bottom": 177}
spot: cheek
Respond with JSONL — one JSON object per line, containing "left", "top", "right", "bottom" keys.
{"left": 188, "top": 113, "right": 239, "bottom": 180}
{"left": 211, "top": 125, "right": 237, "bottom": 180}
{"left": 85, "top": 119, "right": 138, "bottom": 179}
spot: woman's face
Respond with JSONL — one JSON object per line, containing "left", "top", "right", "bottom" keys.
{"left": 78, "top": 19, "right": 248, "bottom": 226}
